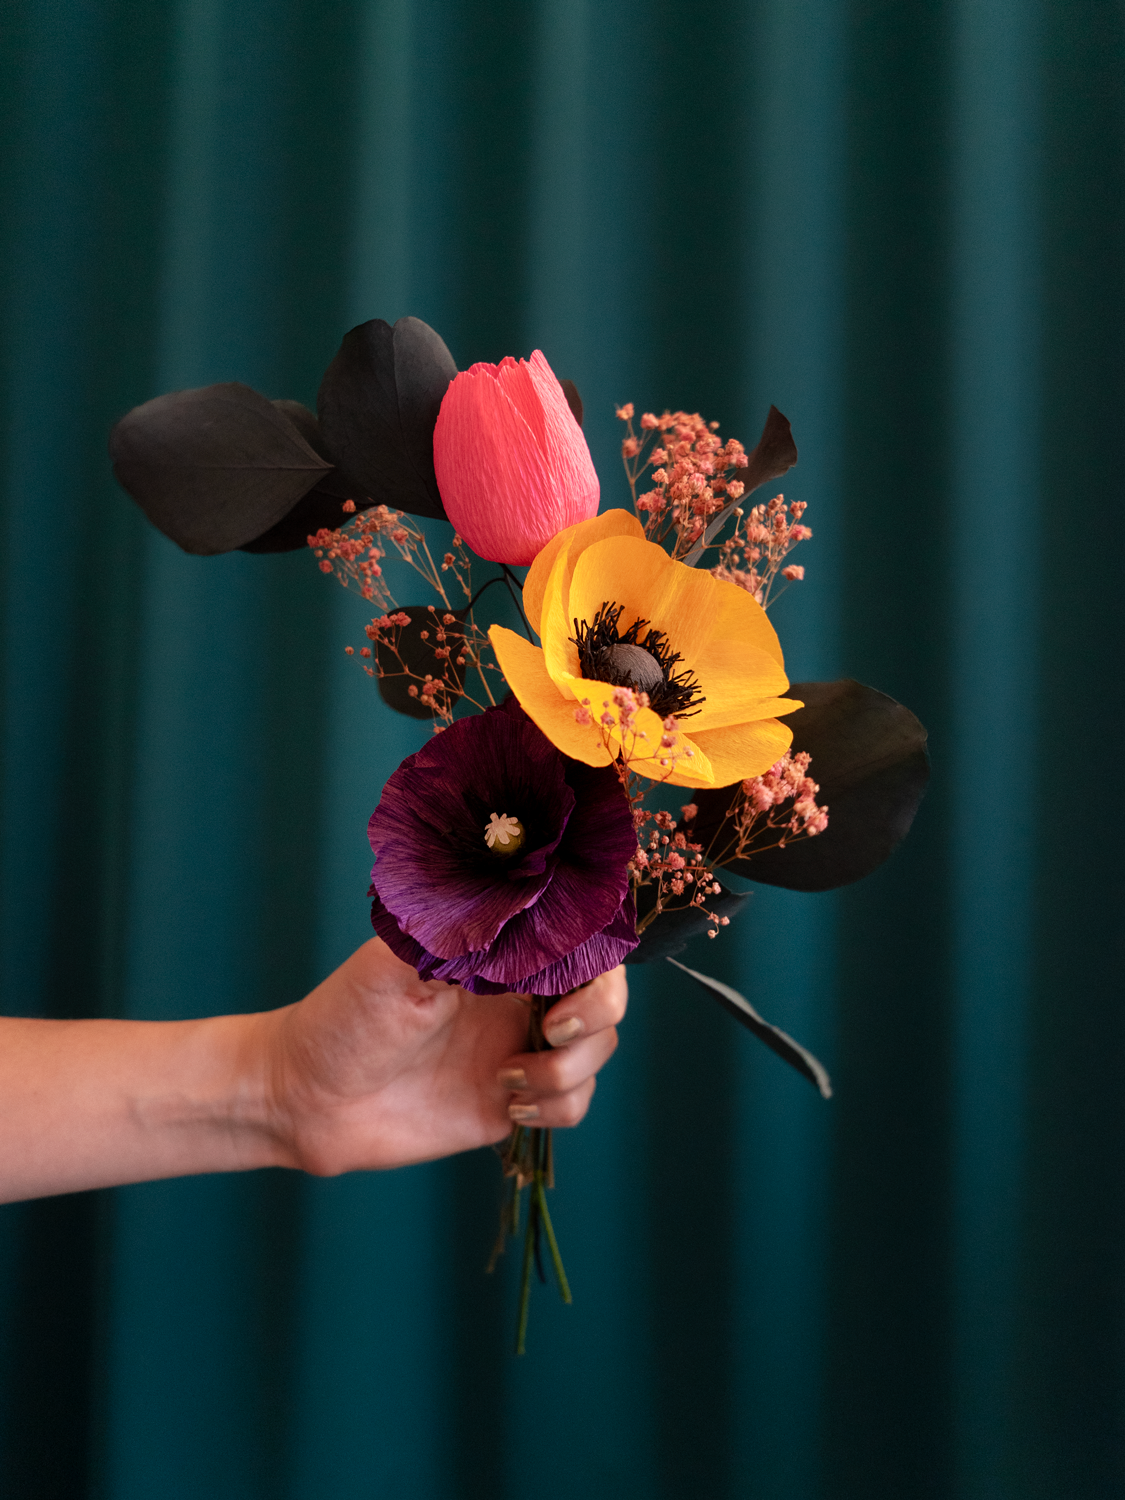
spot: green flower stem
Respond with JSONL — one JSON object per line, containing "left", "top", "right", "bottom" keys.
{"left": 515, "top": 1189, "right": 538, "bottom": 1356}
{"left": 508, "top": 1176, "right": 521, "bottom": 1236}
{"left": 534, "top": 1174, "right": 572, "bottom": 1303}
{"left": 500, "top": 996, "right": 576, "bottom": 1352}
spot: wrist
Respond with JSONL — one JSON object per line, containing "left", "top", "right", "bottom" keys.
{"left": 131, "top": 1010, "right": 294, "bottom": 1177}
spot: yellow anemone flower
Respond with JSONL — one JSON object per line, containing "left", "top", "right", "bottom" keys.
{"left": 489, "top": 511, "right": 802, "bottom": 789}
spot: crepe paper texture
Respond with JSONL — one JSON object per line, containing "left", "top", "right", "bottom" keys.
{"left": 491, "top": 511, "right": 802, "bottom": 788}
{"left": 434, "top": 351, "right": 599, "bottom": 564}
{"left": 110, "top": 382, "right": 335, "bottom": 555}
{"left": 317, "top": 316, "right": 457, "bottom": 522}
{"left": 108, "top": 309, "right": 934, "bottom": 1354}
{"left": 367, "top": 704, "right": 638, "bottom": 995}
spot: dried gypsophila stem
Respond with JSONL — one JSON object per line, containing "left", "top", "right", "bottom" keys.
{"left": 308, "top": 502, "right": 477, "bottom": 613}
{"left": 616, "top": 404, "right": 749, "bottom": 562}
{"left": 628, "top": 804, "right": 729, "bottom": 938}
{"left": 710, "top": 493, "right": 812, "bottom": 610}
{"left": 685, "top": 751, "right": 830, "bottom": 874}
{"left": 579, "top": 686, "right": 829, "bottom": 940}
{"left": 571, "top": 682, "right": 702, "bottom": 778}
{"left": 309, "top": 501, "right": 502, "bottom": 729}
{"left": 615, "top": 405, "right": 812, "bottom": 607}
{"left": 568, "top": 683, "right": 732, "bottom": 940}
{"left": 346, "top": 606, "right": 504, "bottom": 729}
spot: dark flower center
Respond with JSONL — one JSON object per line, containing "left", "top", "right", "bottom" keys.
{"left": 593, "top": 643, "right": 665, "bottom": 696}
{"left": 571, "top": 602, "right": 704, "bottom": 719}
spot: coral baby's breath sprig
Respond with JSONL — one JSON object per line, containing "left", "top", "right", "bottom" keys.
{"left": 346, "top": 605, "right": 504, "bottom": 729}
{"left": 583, "top": 696, "right": 734, "bottom": 941}
{"left": 622, "top": 749, "right": 829, "bottom": 943}
{"left": 616, "top": 404, "right": 813, "bottom": 608}
{"left": 573, "top": 683, "right": 702, "bottom": 785}
{"left": 113, "top": 310, "right": 936, "bottom": 1358}
{"left": 628, "top": 803, "right": 729, "bottom": 938}
{"left": 711, "top": 494, "right": 813, "bottom": 609}
{"left": 313, "top": 500, "right": 508, "bottom": 729}
{"left": 308, "top": 503, "right": 475, "bottom": 612}
{"left": 617, "top": 403, "right": 748, "bottom": 561}
{"left": 686, "top": 750, "right": 830, "bottom": 871}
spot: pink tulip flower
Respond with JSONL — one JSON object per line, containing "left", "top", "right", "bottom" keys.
{"left": 433, "top": 350, "right": 600, "bottom": 565}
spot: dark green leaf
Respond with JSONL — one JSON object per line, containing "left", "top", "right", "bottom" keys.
{"left": 624, "top": 883, "right": 749, "bottom": 963}
{"left": 691, "top": 679, "right": 930, "bottom": 891}
{"left": 667, "top": 959, "right": 832, "bottom": 1098}
{"left": 373, "top": 603, "right": 469, "bottom": 720}
{"left": 110, "top": 382, "right": 333, "bottom": 555}
{"left": 317, "top": 316, "right": 456, "bottom": 521}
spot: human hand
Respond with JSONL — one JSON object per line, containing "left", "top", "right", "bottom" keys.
{"left": 264, "top": 937, "right": 628, "bottom": 1175}
{"left": 0, "top": 937, "right": 626, "bottom": 1202}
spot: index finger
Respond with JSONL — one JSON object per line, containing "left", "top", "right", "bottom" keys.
{"left": 541, "top": 965, "right": 628, "bottom": 1049}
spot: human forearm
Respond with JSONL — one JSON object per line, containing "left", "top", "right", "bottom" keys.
{"left": 0, "top": 941, "right": 627, "bottom": 1200}
{"left": 0, "top": 1011, "right": 284, "bottom": 1202}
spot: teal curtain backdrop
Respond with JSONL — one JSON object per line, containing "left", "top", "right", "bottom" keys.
{"left": 1, "top": 1, "right": 1122, "bottom": 1496}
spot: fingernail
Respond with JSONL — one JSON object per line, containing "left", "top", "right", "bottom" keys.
{"left": 545, "top": 1016, "right": 583, "bottom": 1047}
{"left": 498, "top": 1067, "right": 527, "bottom": 1089}
{"left": 509, "top": 1103, "right": 539, "bottom": 1123}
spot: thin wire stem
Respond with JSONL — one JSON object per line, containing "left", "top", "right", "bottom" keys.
{"left": 500, "top": 564, "right": 534, "bottom": 640}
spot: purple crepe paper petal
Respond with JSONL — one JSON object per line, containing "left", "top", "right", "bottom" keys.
{"left": 513, "top": 891, "right": 638, "bottom": 996}
{"left": 368, "top": 711, "right": 573, "bottom": 957}
{"left": 370, "top": 890, "right": 638, "bottom": 997}
{"left": 366, "top": 705, "right": 637, "bottom": 992}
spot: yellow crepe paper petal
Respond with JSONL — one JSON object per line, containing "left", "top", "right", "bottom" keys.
{"left": 541, "top": 543, "right": 581, "bottom": 683}
{"left": 498, "top": 513, "right": 797, "bottom": 788}
{"left": 567, "top": 535, "right": 725, "bottom": 664}
{"left": 687, "top": 637, "right": 796, "bottom": 731}
{"left": 541, "top": 663, "right": 720, "bottom": 787}
{"left": 522, "top": 509, "right": 644, "bottom": 637}
{"left": 488, "top": 625, "right": 613, "bottom": 767}
{"left": 689, "top": 694, "right": 805, "bottom": 735}
{"left": 646, "top": 727, "right": 715, "bottom": 787}
{"left": 705, "top": 573, "right": 786, "bottom": 667}
{"left": 560, "top": 671, "right": 668, "bottom": 754}
{"left": 670, "top": 718, "right": 795, "bottom": 789}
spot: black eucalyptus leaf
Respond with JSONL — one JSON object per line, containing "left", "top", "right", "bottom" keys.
{"left": 685, "top": 405, "right": 799, "bottom": 564}
{"left": 110, "top": 382, "right": 333, "bottom": 555}
{"left": 373, "top": 603, "right": 470, "bottom": 720}
{"left": 268, "top": 398, "right": 331, "bottom": 456}
{"left": 559, "top": 379, "right": 583, "bottom": 427}
{"left": 317, "top": 316, "right": 456, "bottom": 521}
{"left": 667, "top": 959, "right": 832, "bottom": 1098}
{"left": 240, "top": 400, "right": 371, "bottom": 553}
{"left": 237, "top": 482, "right": 357, "bottom": 553}
{"left": 691, "top": 679, "right": 930, "bottom": 892}
{"left": 624, "top": 883, "right": 749, "bottom": 964}
{"left": 737, "top": 403, "right": 799, "bottom": 497}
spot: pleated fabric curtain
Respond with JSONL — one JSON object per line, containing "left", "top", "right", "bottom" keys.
{"left": 0, "top": 2, "right": 1122, "bottom": 1496}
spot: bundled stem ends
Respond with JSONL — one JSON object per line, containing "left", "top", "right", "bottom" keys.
{"left": 489, "top": 995, "right": 572, "bottom": 1354}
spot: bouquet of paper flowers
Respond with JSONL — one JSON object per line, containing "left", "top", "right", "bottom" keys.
{"left": 111, "top": 317, "right": 928, "bottom": 1349}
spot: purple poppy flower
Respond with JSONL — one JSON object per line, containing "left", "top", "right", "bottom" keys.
{"left": 368, "top": 705, "right": 638, "bottom": 994}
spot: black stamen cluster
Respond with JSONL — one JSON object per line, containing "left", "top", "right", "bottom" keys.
{"left": 571, "top": 602, "right": 705, "bottom": 719}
